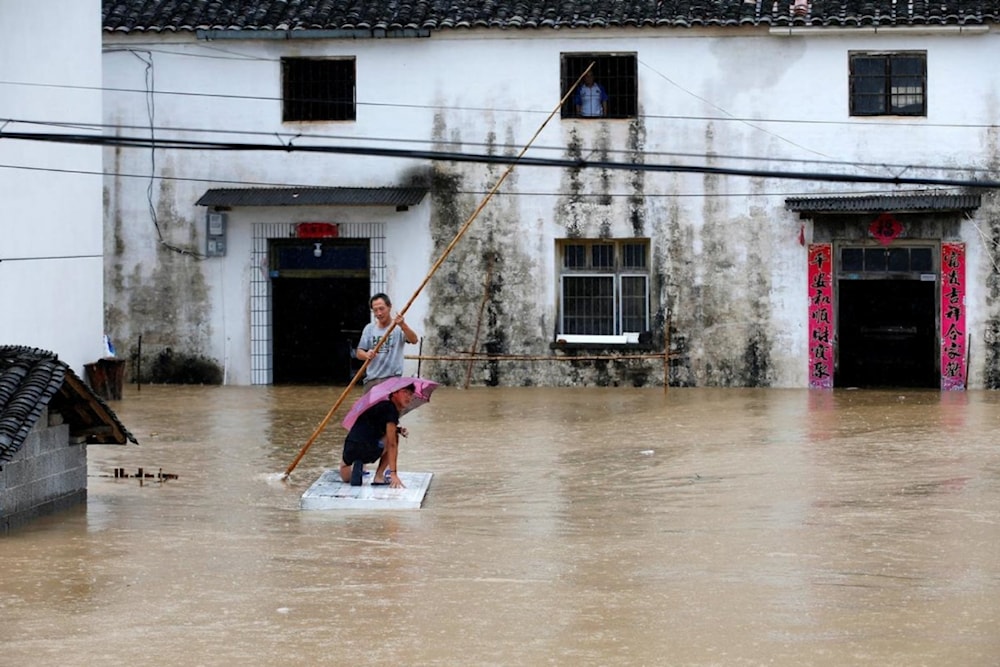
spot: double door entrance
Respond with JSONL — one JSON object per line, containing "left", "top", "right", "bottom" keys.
{"left": 811, "top": 242, "right": 966, "bottom": 389}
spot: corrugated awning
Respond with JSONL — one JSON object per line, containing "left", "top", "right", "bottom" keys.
{"left": 785, "top": 192, "right": 981, "bottom": 216}
{"left": 196, "top": 186, "right": 428, "bottom": 208}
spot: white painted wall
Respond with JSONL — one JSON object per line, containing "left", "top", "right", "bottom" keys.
{"left": 101, "top": 26, "right": 1000, "bottom": 386}
{"left": 0, "top": 0, "right": 105, "bottom": 375}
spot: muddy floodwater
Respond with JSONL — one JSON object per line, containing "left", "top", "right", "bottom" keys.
{"left": 2, "top": 385, "right": 999, "bottom": 666}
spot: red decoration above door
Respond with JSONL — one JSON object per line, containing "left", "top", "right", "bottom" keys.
{"left": 869, "top": 213, "right": 903, "bottom": 246}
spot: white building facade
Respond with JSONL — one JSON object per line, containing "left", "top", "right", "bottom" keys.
{"left": 1, "top": 0, "right": 105, "bottom": 375}
{"left": 100, "top": 4, "right": 1000, "bottom": 388}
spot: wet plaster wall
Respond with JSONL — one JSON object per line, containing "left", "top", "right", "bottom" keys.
{"left": 423, "top": 111, "right": 801, "bottom": 388}
{"left": 98, "top": 32, "right": 816, "bottom": 389}
{"left": 974, "top": 190, "right": 1000, "bottom": 389}
{"left": 99, "top": 30, "right": 1000, "bottom": 388}
{"left": 105, "top": 146, "right": 215, "bottom": 380}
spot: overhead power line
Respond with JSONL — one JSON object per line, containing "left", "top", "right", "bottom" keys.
{"left": 7, "top": 116, "right": 999, "bottom": 177}
{"left": 3, "top": 129, "right": 999, "bottom": 189}
{"left": 0, "top": 163, "right": 917, "bottom": 201}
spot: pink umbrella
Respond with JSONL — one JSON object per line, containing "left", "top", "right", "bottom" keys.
{"left": 341, "top": 376, "right": 439, "bottom": 430}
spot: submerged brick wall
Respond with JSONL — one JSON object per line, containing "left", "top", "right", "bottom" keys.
{"left": 0, "top": 409, "right": 87, "bottom": 533}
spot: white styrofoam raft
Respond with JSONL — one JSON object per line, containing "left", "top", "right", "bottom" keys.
{"left": 300, "top": 469, "right": 433, "bottom": 510}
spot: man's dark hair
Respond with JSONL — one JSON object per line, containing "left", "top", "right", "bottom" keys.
{"left": 370, "top": 293, "right": 391, "bottom": 307}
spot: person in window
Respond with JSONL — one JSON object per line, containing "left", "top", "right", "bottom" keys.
{"left": 355, "top": 293, "right": 419, "bottom": 392}
{"left": 574, "top": 71, "right": 609, "bottom": 118}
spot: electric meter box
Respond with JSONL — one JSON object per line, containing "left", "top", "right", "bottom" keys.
{"left": 206, "top": 211, "right": 227, "bottom": 257}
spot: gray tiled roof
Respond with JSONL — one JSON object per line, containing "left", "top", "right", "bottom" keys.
{"left": 195, "top": 186, "right": 428, "bottom": 207}
{"left": 102, "top": 0, "right": 1000, "bottom": 32}
{"left": 0, "top": 347, "right": 137, "bottom": 462}
{"left": 786, "top": 192, "right": 982, "bottom": 214}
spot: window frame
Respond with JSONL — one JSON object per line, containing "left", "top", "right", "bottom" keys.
{"left": 560, "top": 52, "right": 638, "bottom": 120}
{"left": 557, "top": 239, "right": 650, "bottom": 339}
{"left": 282, "top": 57, "right": 357, "bottom": 122}
{"left": 849, "top": 51, "right": 926, "bottom": 117}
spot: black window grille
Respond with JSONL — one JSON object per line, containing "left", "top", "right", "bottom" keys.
{"left": 840, "top": 246, "right": 935, "bottom": 274}
{"left": 559, "top": 239, "right": 650, "bottom": 335}
{"left": 282, "top": 58, "right": 356, "bottom": 122}
{"left": 850, "top": 52, "right": 926, "bottom": 117}
{"left": 561, "top": 53, "right": 638, "bottom": 119}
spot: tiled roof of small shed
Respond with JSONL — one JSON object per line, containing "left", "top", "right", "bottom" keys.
{"left": 102, "top": 0, "right": 1000, "bottom": 32}
{"left": 0, "top": 347, "right": 137, "bottom": 462}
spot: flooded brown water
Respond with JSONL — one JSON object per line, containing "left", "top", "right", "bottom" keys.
{"left": 2, "top": 385, "right": 999, "bottom": 666}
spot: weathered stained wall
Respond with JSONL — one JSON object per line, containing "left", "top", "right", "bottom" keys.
{"left": 100, "top": 28, "right": 1000, "bottom": 387}
{"left": 973, "top": 189, "right": 1000, "bottom": 388}
{"left": 106, "top": 160, "right": 215, "bottom": 379}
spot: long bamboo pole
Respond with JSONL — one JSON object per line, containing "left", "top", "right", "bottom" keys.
{"left": 281, "top": 64, "right": 597, "bottom": 480}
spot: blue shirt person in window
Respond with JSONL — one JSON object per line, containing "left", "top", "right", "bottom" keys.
{"left": 355, "top": 293, "right": 419, "bottom": 392}
{"left": 574, "top": 71, "right": 609, "bottom": 118}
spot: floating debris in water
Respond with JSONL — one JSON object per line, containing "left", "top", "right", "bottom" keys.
{"left": 102, "top": 467, "right": 178, "bottom": 482}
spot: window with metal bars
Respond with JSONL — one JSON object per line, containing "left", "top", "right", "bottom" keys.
{"left": 849, "top": 52, "right": 926, "bottom": 117}
{"left": 839, "top": 246, "right": 935, "bottom": 274}
{"left": 282, "top": 58, "right": 356, "bottom": 122}
{"left": 560, "top": 53, "right": 638, "bottom": 119}
{"left": 558, "top": 239, "right": 649, "bottom": 336}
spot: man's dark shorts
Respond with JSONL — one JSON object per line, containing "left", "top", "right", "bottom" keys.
{"left": 342, "top": 439, "right": 383, "bottom": 465}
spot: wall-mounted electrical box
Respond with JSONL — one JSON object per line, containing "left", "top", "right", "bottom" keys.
{"left": 206, "top": 211, "right": 227, "bottom": 257}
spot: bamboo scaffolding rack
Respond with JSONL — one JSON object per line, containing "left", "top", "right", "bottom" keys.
{"left": 409, "top": 330, "right": 677, "bottom": 392}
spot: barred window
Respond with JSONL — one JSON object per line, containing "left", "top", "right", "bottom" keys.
{"left": 558, "top": 239, "right": 650, "bottom": 336}
{"left": 850, "top": 52, "right": 926, "bottom": 117}
{"left": 282, "top": 58, "right": 356, "bottom": 122}
{"left": 561, "top": 53, "right": 638, "bottom": 119}
{"left": 840, "top": 246, "right": 935, "bottom": 274}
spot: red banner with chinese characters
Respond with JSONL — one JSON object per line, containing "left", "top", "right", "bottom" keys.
{"left": 940, "top": 243, "right": 966, "bottom": 390}
{"left": 808, "top": 244, "right": 834, "bottom": 388}
{"left": 295, "top": 222, "right": 339, "bottom": 238}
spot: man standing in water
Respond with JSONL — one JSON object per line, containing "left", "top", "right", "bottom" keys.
{"left": 355, "top": 293, "right": 419, "bottom": 392}
{"left": 339, "top": 383, "right": 414, "bottom": 488}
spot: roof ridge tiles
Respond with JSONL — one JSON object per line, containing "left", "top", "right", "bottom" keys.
{"left": 101, "top": 0, "right": 1000, "bottom": 31}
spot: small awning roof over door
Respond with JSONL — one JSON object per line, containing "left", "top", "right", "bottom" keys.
{"left": 785, "top": 192, "right": 981, "bottom": 218}
{"left": 196, "top": 186, "right": 428, "bottom": 208}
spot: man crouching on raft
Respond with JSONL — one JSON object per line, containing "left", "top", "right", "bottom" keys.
{"left": 339, "top": 384, "right": 414, "bottom": 489}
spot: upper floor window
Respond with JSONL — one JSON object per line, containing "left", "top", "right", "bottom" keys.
{"left": 560, "top": 53, "right": 638, "bottom": 120}
{"left": 282, "top": 58, "right": 356, "bottom": 122}
{"left": 849, "top": 52, "right": 926, "bottom": 116}
{"left": 558, "top": 239, "right": 649, "bottom": 337}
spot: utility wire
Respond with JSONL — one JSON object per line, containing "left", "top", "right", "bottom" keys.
{"left": 0, "top": 163, "right": 932, "bottom": 201}
{"left": 3, "top": 129, "right": 999, "bottom": 189}
{"left": 6, "top": 115, "right": 998, "bottom": 178}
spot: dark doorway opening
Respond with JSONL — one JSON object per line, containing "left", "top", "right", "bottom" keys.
{"left": 837, "top": 279, "right": 938, "bottom": 388}
{"left": 272, "top": 277, "right": 369, "bottom": 384}
{"left": 269, "top": 237, "right": 371, "bottom": 385}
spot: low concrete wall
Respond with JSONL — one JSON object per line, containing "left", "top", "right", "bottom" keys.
{"left": 0, "top": 409, "right": 87, "bottom": 533}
